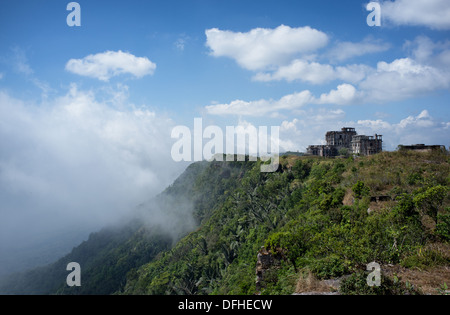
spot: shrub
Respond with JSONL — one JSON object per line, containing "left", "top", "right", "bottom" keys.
{"left": 401, "top": 245, "right": 450, "bottom": 270}
{"left": 308, "top": 255, "right": 348, "bottom": 279}
{"left": 338, "top": 148, "right": 349, "bottom": 157}
{"left": 407, "top": 172, "right": 423, "bottom": 185}
{"left": 393, "top": 193, "right": 418, "bottom": 220}
{"left": 292, "top": 160, "right": 311, "bottom": 180}
{"left": 413, "top": 185, "right": 448, "bottom": 221}
{"left": 310, "top": 162, "right": 331, "bottom": 180}
{"left": 436, "top": 210, "right": 450, "bottom": 241}
{"left": 340, "top": 271, "right": 421, "bottom": 295}
{"left": 352, "top": 181, "right": 370, "bottom": 199}
{"left": 265, "top": 232, "right": 305, "bottom": 271}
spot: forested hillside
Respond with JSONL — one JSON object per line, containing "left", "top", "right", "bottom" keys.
{"left": 122, "top": 150, "right": 450, "bottom": 295}
{"left": 1, "top": 151, "right": 449, "bottom": 295}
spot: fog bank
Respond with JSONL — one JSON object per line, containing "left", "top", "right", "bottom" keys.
{"left": 0, "top": 85, "right": 188, "bottom": 276}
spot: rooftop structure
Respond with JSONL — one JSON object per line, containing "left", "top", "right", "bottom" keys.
{"left": 398, "top": 144, "right": 446, "bottom": 152}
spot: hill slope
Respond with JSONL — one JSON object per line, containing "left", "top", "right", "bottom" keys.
{"left": 122, "top": 151, "right": 450, "bottom": 295}
{"left": 1, "top": 151, "right": 449, "bottom": 295}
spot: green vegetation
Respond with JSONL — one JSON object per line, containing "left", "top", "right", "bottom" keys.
{"left": 1, "top": 151, "right": 449, "bottom": 295}
{"left": 122, "top": 151, "right": 449, "bottom": 295}
{"left": 339, "top": 271, "right": 420, "bottom": 295}
{"left": 0, "top": 220, "right": 173, "bottom": 295}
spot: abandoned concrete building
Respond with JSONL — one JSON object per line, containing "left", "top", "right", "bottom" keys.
{"left": 398, "top": 144, "right": 446, "bottom": 152}
{"left": 307, "top": 127, "right": 383, "bottom": 157}
{"left": 352, "top": 134, "right": 384, "bottom": 156}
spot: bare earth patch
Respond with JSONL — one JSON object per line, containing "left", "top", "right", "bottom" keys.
{"left": 383, "top": 265, "right": 450, "bottom": 295}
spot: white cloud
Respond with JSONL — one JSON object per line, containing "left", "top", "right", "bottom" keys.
{"left": 66, "top": 50, "right": 156, "bottom": 81}
{"left": 380, "top": 0, "right": 450, "bottom": 30}
{"left": 205, "top": 26, "right": 386, "bottom": 86}
{"left": 356, "top": 110, "right": 449, "bottom": 148}
{"left": 205, "top": 90, "right": 314, "bottom": 117}
{"left": 359, "top": 57, "right": 450, "bottom": 102}
{"left": 404, "top": 36, "right": 450, "bottom": 68}
{"left": 175, "top": 38, "right": 186, "bottom": 51}
{"left": 174, "top": 34, "right": 190, "bottom": 52}
{"left": 8, "top": 47, "right": 54, "bottom": 98}
{"left": 11, "top": 47, "right": 33, "bottom": 76}
{"left": 437, "top": 49, "right": 450, "bottom": 67}
{"left": 253, "top": 59, "right": 374, "bottom": 85}
{"left": 281, "top": 118, "right": 300, "bottom": 132}
{"left": 352, "top": 37, "right": 450, "bottom": 103}
{"left": 253, "top": 59, "right": 335, "bottom": 84}
{"left": 0, "top": 86, "right": 188, "bottom": 260}
{"left": 205, "top": 25, "right": 449, "bottom": 105}
{"left": 208, "top": 51, "right": 450, "bottom": 114}
{"left": 378, "top": 57, "right": 427, "bottom": 74}
{"left": 206, "top": 107, "right": 448, "bottom": 155}
{"left": 311, "top": 108, "right": 346, "bottom": 123}
{"left": 356, "top": 119, "right": 393, "bottom": 130}
{"left": 205, "top": 25, "right": 328, "bottom": 71}
{"left": 205, "top": 21, "right": 450, "bottom": 105}
{"left": 405, "top": 36, "right": 436, "bottom": 63}
{"left": 205, "top": 99, "right": 269, "bottom": 117}
{"left": 328, "top": 38, "right": 390, "bottom": 62}
{"left": 318, "top": 84, "right": 361, "bottom": 105}
{"left": 205, "top": 82, "right": 368, "bottom": 117}
{"left": 277, "top": 109, "right": 348, "bottom": 151}
{"left": 398, "top": 110, "right": 434, "bottom": 128}
{"left": 335, "top": 64, "right": 374, "bottom": 83}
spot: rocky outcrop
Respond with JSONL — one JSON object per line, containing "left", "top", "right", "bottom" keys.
{"left": 255, "top": 247, "right": 281, "bottom": 292}
{"left": 255, "top": 247, "right": 344, "bottom": 295}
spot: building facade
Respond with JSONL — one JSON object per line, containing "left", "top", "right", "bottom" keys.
{"left": 307, "top": 127, "right": 383, "bottom": 157}
{"left": 352, "top": 134, "right": 383, "bottom": 156}
{"left": 325, "top": 127, "right": 357, "bottom": 152}
{"left": 306, "top": 145, "right": 337, "bottom": 157}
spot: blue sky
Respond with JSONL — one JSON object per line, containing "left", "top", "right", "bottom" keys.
{"left": 0, "top": 0, "right": 449, "bottom": 273}
{"left": 1, "top": 1, "right": 449, "bottom": 141}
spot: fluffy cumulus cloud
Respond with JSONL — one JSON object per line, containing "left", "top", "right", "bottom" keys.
{"left": 404, "top": 36, "right": 450, "bottom": 68}
{"left": 205, "top": 84, "right": 363, "bottom": 117}
{"left": 206, "top": 23, "right": 450, "bottom": 108}
{"left": 334, "top": 64, "right": 374, "bottom": 84}
{"left": 380, "top": 0, "right": 450, "bottom": 30}
{"left": 66, "top": 50, "right": 156, "bottom": 81}
{"left": 206, "top": 45, "right": 450, "bottom": 115}
{"left": 253, "top": 60, "right": 335, "bottom": 84}
{"left": 318, "top": 84, "right": 362, "bottom": 105}
{"left": 205, "top": 25, "right": 328, "bottom": 71}
{"left": 205, "top": 90, "right": 314, "bottom": 117}
{"left": 254, "top": 37, "right": 450, "bottom": 99}
{"left": 359, "top": 57, "right": 450, "bottom": 102}
{"left": 254, "top": 60, "right": 374, "bottom": 85}
{"left": 327, "top": 38, "right": 390, "bottom": 62}
{"left": 354, "top": 35, "right": 450, "bottom": 102}
{"left": 0, "top": 85, "right": 188, "bottom": 274}
{"left": 206, "top": 25, "right": 389, "bottom": 87}
{"left": 277, "top": 109, "right": 348, "bottom": 152}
